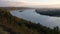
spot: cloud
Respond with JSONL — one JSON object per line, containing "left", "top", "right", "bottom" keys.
{"left": 20, "top": 0, "right": 60, "bottom": 4}
{"left": 0, "top": 0, "right": 60, "bottom": 7}
{"left": 0, "top": 0, "right": 20, "bottom": 2}
{"left": 0, "top": 1, "right": 30, "bottom": 7}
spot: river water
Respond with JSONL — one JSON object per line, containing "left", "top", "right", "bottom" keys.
{"left": 10, "top": 9, "right": 60, "bottom": 28}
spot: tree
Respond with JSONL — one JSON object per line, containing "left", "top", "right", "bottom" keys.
{"left": 53, "top": 26, "right": 60, "bottom": 34}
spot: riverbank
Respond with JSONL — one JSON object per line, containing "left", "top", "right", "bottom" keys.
{"left": 0, "top": 8, "right": 60, "bottom": 34}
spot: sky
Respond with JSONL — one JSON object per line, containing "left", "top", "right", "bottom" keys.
{"left": 1, "top": 0, "right": 60, "bottom": 4}
{"left": 0, "top": 0, "right": 60, "bottom": 7}
{"left": 0, "top": 0, "right": 60, "bottom": 2}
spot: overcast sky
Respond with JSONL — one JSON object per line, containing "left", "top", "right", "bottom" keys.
{"left": 0, "top": 0, "right": 60, "bottom": 7}
{"left": 0, "top": 0, "right": 60, "bottom": 2}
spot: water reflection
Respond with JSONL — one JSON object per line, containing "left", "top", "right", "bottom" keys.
{"left": 10, "top": 9, "right": 60, "bottom": 28}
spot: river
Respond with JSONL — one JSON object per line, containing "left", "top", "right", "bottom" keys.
{"left": 10, "top": 9, "right": 60, "bottom": 28}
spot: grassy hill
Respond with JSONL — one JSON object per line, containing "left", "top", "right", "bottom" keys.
{"left": 0, "top": 8, "right": 60, "bottom": 34}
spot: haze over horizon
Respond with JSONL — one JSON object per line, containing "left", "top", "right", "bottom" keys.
{"left": 0, "top": 0, "right": 60, "bottom": 8}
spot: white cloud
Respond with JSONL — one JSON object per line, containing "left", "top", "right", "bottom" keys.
{"left": 0, "top": 0, "right": 60, "bottom": 7}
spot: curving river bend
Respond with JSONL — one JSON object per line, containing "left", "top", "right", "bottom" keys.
{"left": 10, "top": 9, "right": 60, "bottom": 28}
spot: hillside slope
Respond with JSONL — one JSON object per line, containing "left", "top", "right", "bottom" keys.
{"left": 0, "top": 8, "right": 60, "bottom": 34}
